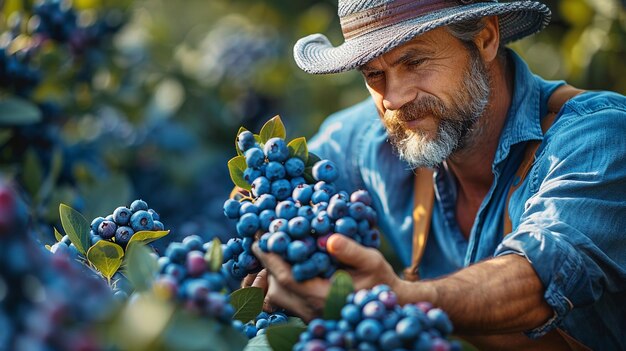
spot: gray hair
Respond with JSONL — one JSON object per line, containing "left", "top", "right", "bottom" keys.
{"left": 446, "top": 18, "right": 505, "bottom": 57}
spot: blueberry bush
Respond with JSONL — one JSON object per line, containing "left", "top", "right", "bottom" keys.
{"left": 1, "top": 0, "right": 623, "bottom": 350}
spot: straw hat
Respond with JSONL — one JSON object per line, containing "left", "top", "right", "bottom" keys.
{"left": 294, "top": 0, "right": 550, "bottom": 74}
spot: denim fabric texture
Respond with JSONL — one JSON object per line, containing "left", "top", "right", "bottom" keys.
{"left": 308, "top": 49, "right": 626, "bottom": 349}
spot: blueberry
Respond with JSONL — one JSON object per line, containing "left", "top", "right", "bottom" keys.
{"left": 340, "top": 304, "right": 361, "bottom": 325}
{"left": 227, "top": 238, "right": 244, "bottom": 256}
{"left": 256, "top": 318, "right": 269, "bottom": 330}
{"left": 357, "top": 220, "right": 370, "bottom": 236}
{"left": 427, "top": 308, "right": 454, "bottom": 336}
{"left": 223, "top": 199, "right": 241, "bottom": 219}
{"left": 330, "top": 192, "right": 349, "bottom": 203}
{"left": 378, "top": 290, "right": 398, "bottom": 309}
{"left": 243, "top": 167, "right": 263, "bottom": 184}
{"left": 275, "top": 200, "right": 297, "bottom": 220}
{"left": 312, "top": 160, "right": 339, "bottom": 183}
{"left": 271, "top": 179, "right": 291, "bottom": 200}
{"left": 284, "top": 157, "right": 305, "bottom": 178}
{"left": 379, "top": 330, "right": 403, "bottom": 349}
{"left": 297, "top": 205, "right": 315, "bottom": 221}
{"left": 264, "top": 161, "right": 286, "bottom": 181}
{"left": 98, "top": 220, "right": 117, "bottom": 239}
{"left": 203, "top": 272, "right": 225, "bottom": 291}
{"left": 90, "top": 216, "right": 105, "bottom": 232}
{"left": 350, "top": 190, "right": 372, "bottom": 206}
{"left": 396, "top": 317, "right": 422, "bottom": 340}
{"left": 147, "top": 208, "right": 160, "bottom": 221}
{"left": 348, "top": 202, "right": 367, "bottom": 221}
{"left": 355, "top": 319, "right": 383, "bottom": 343}
{"left": 383, "top": 310, "right": 401, "bottom": 330}
{"left": 242, "top": 237, "right": 254, "bottom": 252}
{"left": 251, "top": 176, "right": 271, "bottom": 197}
{"left": 236, "top": 213, "right": 260, "bottom": 237}
{"left": 313, "top": 201, "right": 329, "bottom": 213}
{"left": 244, "top": 324, "right": 258, "bottom": 339}
{"left": 239, "top": 201, "right": 259, "bottom": 215}
{"left": 311, "top": 190, "right": 330, "bottom": 204}
{"left": 316, "top": 234, "right": 332, "bottom": 252}
{"left": 292, "top": 259, "right": 317, "bottom": 281}
{"left": 113, "top": 206, "right": 132, "bottom": 226}
{"left": 237, "top": 130, "right": 256, "bottom": 152}
{"left": 164, "top": 263, "right": 187, "bottom": 281}
{"left": 362, "top": 229, "right": 381, "bottom": 248}
{"left": 308, "top": 319, "right": 326, "bottom": 338}
{"left": 290, "top": 177, "right": 306, "bottom": 188}
{"left": 130, "top": 210, "right": 154, "bottom": 232}
{"left": 310, "top": 252, "right": 330, "bottom": 274}
{"left": 90, "top": 233, "right": 102, "bottom": 246}
{"left": 238, "top": 251, "right": 261, "bottom": 272}
{"left": 263, "top": 137, "right": 289, "bottom": 162}
{"left": 130, "top": 199, "right": 149, "bottom": 212}
{"left": 158, "top": 256, "right": 170, "bottom": 273}
{"left": 327, "top": 199, "right": 348, "bottom": 220}
{"left": 362, "top": 300, "right": 386, "bottom": 320}
{"left": 413, "top": 332, "right": 434, "bottom": 351}
{"left": 245, "top": 148, "right": 265, "bottom": 169}
{"left": 287, "top": 216, "right": 310, "bottom": 239}
{"left": 258, "top": 232, "right": 271, "bottom": 252}
{"left": 186, "top": 250, "right": 206, "bottom": 277}
{"left": 268, "top": 312, "right": 288, "bottom": 325}
{"left": 267, "top": 231, "right": 291, "bottom": 254}
{"left": 152, "top": 220, "right": 165, "bottom": 231}
{"left": 165, "top": 242, "right": 188, "bottom": 264}
{"left": 182, "top": 235, "right": 203, "bottom": 251}
{"left": 353, "top": 289, "right": 377, "bottom": 307}
{"left": 269, "top": 218, "right": 289, "bottom": 233}
{"left": 255, "top": 194, "right": 277, "bottom": 211}
{"left": 115, "top": 226, "right": 134, "bottom": 246}
{"left": 259, "top": 209, "right": 277, "bottom": 231}
{"left": 292, "top": 184, "right": 313, "bottom": 204}
{"left": 314, "top": 181, "right": 336, "bottom": 195}
{"left": 335, "top": 217, "right": 357, "bottom": 237}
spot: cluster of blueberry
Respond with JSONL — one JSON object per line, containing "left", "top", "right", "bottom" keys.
{"left": 222, "top": 132, "right": 380, "bottom": 282}
{"left": 89, "top": 199, "right": 164, "bottom": 249}
{"left": 232, "top": 310, "right": 289, "bottom": 339}
{"left": 153, "top": 236, "right": 235, "bottom": 323}
{"left": 293, "top": 285, "right": 460, "bottom": 351}
{"left": 0, "top": 182, "right": 114, "bottom": 351}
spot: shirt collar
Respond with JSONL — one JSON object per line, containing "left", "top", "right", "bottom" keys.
{"left": 493, "top": 49, "right": 544, "bottom": 166}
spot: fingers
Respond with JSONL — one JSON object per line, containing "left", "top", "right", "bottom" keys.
{"left": 252, "top": 243, "right": 296, "bottom": 288}
{"left": 327, "top": 234, "right": 377, "bottom": 268}
{"left": 241, "top": 273, "right": 257, "bottom": 288}
{"left": 251, "top": 268, "right": 269, "bottom": 294}
{"left": 265, "top": 275, "right": 316, "bottom": 322}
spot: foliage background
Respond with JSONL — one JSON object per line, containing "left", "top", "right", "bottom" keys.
{"left": 1, "top": 0, "right": 625, "bottom": 251}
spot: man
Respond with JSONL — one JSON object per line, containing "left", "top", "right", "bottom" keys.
{"left": 251, "top": 0, "right": 626, "bottom": 349}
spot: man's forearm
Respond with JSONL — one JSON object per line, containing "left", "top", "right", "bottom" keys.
{"left": 394, "top": 254, "right": 553, "bottom": 334}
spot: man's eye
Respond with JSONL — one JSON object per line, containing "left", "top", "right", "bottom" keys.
{"left": 364, "top": 71, "right": 383, "bottom": 80}
{"left": 408, "top": 59, "right": 426, "bottom": 67}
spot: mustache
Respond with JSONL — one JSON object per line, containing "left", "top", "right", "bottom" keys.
{"left": 384, "top": 95, "right": 447, "bottom": 123}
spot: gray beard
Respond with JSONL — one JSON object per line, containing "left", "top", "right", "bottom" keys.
{"left": 384, "top": 48, "right": 491, "bottom": 169}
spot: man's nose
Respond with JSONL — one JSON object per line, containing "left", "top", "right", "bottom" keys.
{"left": 382, "top": 76, "right": 418, "bottom": 111}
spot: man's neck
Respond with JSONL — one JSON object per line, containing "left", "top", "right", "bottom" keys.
{"left": 448, "top": 53, "right": 514, "bottom": 200}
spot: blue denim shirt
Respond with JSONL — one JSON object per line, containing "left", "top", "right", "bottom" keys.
{"left": 308, "top": 50, "right": 626, "bottom": 349}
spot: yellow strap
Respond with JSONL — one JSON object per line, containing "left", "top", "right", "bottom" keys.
{"left": 503, "top": 85, "right": 584, "bottom": 234}
{"left": 403, "top": 167, "right": 434, "bottom": 281}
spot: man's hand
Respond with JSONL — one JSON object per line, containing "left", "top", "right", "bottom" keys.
{"left": 251, "top": 234, "right": 403, "bottom": 320}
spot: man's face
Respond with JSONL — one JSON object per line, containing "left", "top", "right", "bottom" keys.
{"left": 359, "top": 27, "right": 491, "bottom": 169}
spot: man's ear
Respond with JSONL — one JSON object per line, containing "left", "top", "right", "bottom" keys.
{"left": 474, "top": 16, "right": 500, "bottom": 63}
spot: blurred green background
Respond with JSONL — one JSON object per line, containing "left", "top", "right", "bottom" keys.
{"left": 1, "top": 0, "right": 625, "bottom": 248}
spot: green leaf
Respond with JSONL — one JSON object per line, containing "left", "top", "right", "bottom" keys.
{"left": 0, "top": 96, "right": 42, "bottom": 126}
{"left": 323, "top": 270, "right": 354, "bottom": 320}
{"left": 59, "top": 203, "right": 91, "bottom": 255}
{"left": 0, "top": 130, "right": 12, "bottom": 147}
{"left": 159, "top": 308, "right": 248, "bottom": 351}
{"left": 54, "top": 227, "right": 63, "bottom": 242}
{"left": 127, "top": 230, "right": 170, "bottom": 247}
{"left": 266, "top": 322, "right": 307, "bottom": 351}
{"left": 228, "top": 155, "right": 251, "bottom": 190}
{"left": 87, "top": 240, "right": 124, "bottom": 279}
{"left": 205, "top": 237, "right": 223, "bottom": 272}
{"left": 259, "top": 115, "right": 286, "bottom": 144}
{"left": 287, "top": 137, "right": 309, "bottom": 163}
{"left": 36, "top": 148, "right": 64, "bottom": 204}
{"left": 23, "top": 149, "right": 43, "bottom": 198}
{"left": 230, "top": 287, "right": 264, "bottom": 323}
{"left": 303, "top": 152, "right": 322, "bottom": 183}
{"left": 123, "top": 243, "right": 158, "bottom": 292}
{"left": 235, "top": 126, "right": 250, "bottom": 156}
{"left": 244, "top": 334, "right": 271, "bottom": 351}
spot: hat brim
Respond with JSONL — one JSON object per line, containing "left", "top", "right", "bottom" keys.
{"left": 294, "top": 1, "right": 550, "bottom": 74}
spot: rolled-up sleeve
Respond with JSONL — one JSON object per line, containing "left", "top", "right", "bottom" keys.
{"left": 495, "top": 101, "right": 626, "bottom": 337}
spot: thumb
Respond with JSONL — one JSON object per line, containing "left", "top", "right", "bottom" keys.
{"left": 327, "top": 234, "right": 375, "bottom": 267}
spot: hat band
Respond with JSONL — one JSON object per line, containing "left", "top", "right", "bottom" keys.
{"left": 340, "top": 0, "right": 480, "bottom": 40}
